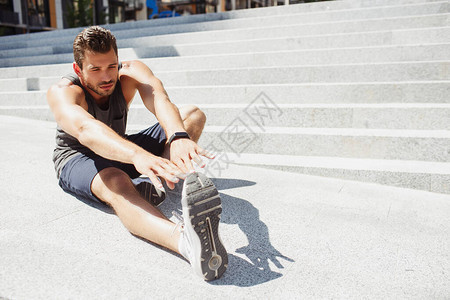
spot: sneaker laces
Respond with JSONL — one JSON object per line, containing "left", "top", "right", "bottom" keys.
{"left": 173, "top": 210, "right": 193, "bottom": 261}
{"left": 171, "top": 210, "right": 184, "bottom": 235}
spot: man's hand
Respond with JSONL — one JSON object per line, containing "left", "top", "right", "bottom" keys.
{"left": 132, "top": 150, "right": 184, "bottom": 190}
{"left": 169, "top": 139, "right": 215, "bottom": 174}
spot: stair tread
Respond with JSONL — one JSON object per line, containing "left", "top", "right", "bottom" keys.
{"left": 201, "top": 126, "right": 450, "bottom": 138}
{"left": 227, "top": 153, "right": 450, "bottom": 174}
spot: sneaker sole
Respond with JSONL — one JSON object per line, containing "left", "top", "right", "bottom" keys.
{"left": 182, "top": 172, "right": 228, "bottom": 281}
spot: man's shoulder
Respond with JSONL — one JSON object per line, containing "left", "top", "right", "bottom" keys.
{"left": 120, "top": 59, "right": 146, "bottom": 70}
{"left": 50, "top": 78, "right": 82, "bottom": 92}
{"left": 119, "top": 60, "right": 157, "bottom": 89}
{"left": 119, "top": 60, "right": 154, "bottom": 76}
{"left": 47, "top": 78, "right": 85, "bottom": 104}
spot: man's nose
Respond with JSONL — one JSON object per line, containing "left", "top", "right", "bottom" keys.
{"left": 100, "top": 71, "right": 112, "bottom": 83}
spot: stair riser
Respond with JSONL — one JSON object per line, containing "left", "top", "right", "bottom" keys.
{"left": 0, "top": 108, "right": 54, "bottom": 122}
{"left": 127, "top": 105, "right": 450, "bottom": 130}
{"left": 197, "top": 131, "right": 450, "bottom": 162}
{"left": 165, "top": 83, "right": 450, "bottom": 104}
{"left": 197, "top": 107, "right": 450, "bottom": 130}
{"left": 155, "top": 63, "right": 450, "bottom": 86}
{"left": 147, "top": 28, "right": 450, "bottom": 57}
{"left": 141, "top": 44, "right": 450, "bottom": 71}
{"left": 242, "top": 163, "right": 450, "bottom": 194}
{"left": 1, "top": 104, "right": 449, "bottom": 131}
{"left": 1, "top": 82, "right": 449, "bottom": 104}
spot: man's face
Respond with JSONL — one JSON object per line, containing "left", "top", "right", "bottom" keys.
{"left": 75, "top": 48, "right": 119, "bottom": 100}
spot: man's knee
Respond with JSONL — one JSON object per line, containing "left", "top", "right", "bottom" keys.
{"left": 92, "top": 167, "right": 132, "bottom": 203}
{"left": 180, "top": 105, "right": 206, "bottom": 127}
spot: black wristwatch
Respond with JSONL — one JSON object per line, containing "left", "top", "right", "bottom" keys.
{"left": 167, "top": 132, "right": 190, "bottom": 145}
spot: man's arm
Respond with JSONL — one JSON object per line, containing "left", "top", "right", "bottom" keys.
{"left": 120, "top": 61, "right": 214, "bottom": 173}
{"left": 47, "top": 80, "right": 181, "bottom": 189}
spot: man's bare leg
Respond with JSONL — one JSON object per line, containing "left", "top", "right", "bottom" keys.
{"left": 162, "top": 104, "right": 207, "bottom": 159}
{"left": 90, "top": 105, "right": 206, "bottom": 253}
{"left": 179, "top": 105, "right": 207, "bottom": 143}
{"left": 92, "top": 167, "right": 181, "bottom": 253}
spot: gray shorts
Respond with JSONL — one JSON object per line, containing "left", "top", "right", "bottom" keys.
{"left": 58, "top": 123, "right": 166, "bottom": 204}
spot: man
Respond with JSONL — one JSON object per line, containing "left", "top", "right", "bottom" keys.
{"left": 47, "top": 26, "right": 228, "bottom": 281}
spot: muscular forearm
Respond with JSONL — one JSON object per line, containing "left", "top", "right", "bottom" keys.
{"left": 127, "top": 60, "right": 186, "bottom": 139}
{"left": 77, "top": 117, "right": 182, "bottom": 189}
{"left": 77, "top": 118, "right": 145, "bottom": 164}
{"left": 153, "top": 92, "right": 186, "bottom": 139}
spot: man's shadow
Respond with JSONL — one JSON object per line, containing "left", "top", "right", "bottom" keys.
{"left": 77, "top": 177, "right": 294, "bottom": 287}
{"left": 161, "top": 178, "right": 294, "bottom": 287}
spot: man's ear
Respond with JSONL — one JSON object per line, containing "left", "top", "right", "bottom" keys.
{"left": 73, "top": 62, "right": 82, "bottom": 76}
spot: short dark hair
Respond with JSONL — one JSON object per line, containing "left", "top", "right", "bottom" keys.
{"left": 73, "top": 26, "right": 118, "bottom": 69}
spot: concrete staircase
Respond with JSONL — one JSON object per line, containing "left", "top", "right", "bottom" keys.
{"left": 0, "top": 0, "right": 449, "bottom": 194}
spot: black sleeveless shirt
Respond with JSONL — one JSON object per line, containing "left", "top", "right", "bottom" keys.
{"left": 52, "top": 73, "right": 128, "bottom": 179}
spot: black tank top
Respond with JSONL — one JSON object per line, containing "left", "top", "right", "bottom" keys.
{"left": 52, "top": 73, "right": 128, "bottom": 179}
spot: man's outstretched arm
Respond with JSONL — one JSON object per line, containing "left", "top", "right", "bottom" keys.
{"left": 46, "top": 80, "right": 182, "bottom": 189}
{"left": 120, "top": 60, "right": 214, "bottom": 173}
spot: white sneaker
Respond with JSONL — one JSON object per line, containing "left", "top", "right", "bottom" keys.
{"left": 178, "top": 172, "right": 228, "bottom": 281}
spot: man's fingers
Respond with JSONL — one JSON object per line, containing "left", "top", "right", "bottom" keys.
{"left": 163, "top": 159, "right": 185, "bottom": 177}
{"left": 165, "top": 178, "right": 175, "bottom": 190}
{"left": 152, "top": 160, "right": 181, "bottom": 185}
{"left": 158, "top": 168, "right": 180, "bottom": 184}
{"left": 158, "top": 157, "right": 189, "bottom": 180}
{"left": 192, "top": 153, "right": 205, "bottom": 168}
{"left": 147, "top": 171, "right": 163, "bottom": 190}
{"left": 198, "top": 148, "right": 215, "bottom": 159}
{"left": 173, "top": 158, "right": 190, "bottom": 174}
{"left": 175, "top": 156, "right": 195, "bottom": 174}
{"left": 183, "top": 157, "right": 195, "bottom": 172}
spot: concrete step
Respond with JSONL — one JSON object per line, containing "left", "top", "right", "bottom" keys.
{"left": 223, "top": 153, "right": 450, "bottom": 194}
{"left": 194, "top": 126, "right": 450, "bottom": 162}
{"left": 153, "top": 62, "right": 450, "bottom": 86}
{"left": 136, "top": 44, "right": 450, "bottom": 70}
{"left": 0, "top": 0, "right": 446, "bottom": 45}
{"left": 1, "top": 82, "right": 449, "bottom": 104}
{"left": 1, "top": 11, "right": 448, "bottom": 61}
{"left": 1, "top": 4, "right": 448, "bottom": 54}
{"left": 163, "top": 82, "right": 450, "bottom": 104}
{"left": 3, "top": 103, "right": 449, "bottom": 130}
{"left": 2, "top": 62, "right": 447, "bottom": 92}
{"left": 124, "top": 27, "right": 450, "bottom": 58}
{"left": 1, "top": 44, "right": 449, "bottom": 79}
{"left": 129, "top": 103, "right": 450, "bottom": 130}
{"left": 3, "top": 25, "right": 447, "bottom": 68}
{"left": 0, "top": 106, "right": 55, "bottom": 122}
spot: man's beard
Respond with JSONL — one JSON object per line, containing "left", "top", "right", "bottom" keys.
{"left": 86, "top": 79, "right": 116, "bottom": 97}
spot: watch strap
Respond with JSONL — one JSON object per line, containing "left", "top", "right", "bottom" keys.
{"left": 168, "top": 132, "right": 190, "bottom": 145}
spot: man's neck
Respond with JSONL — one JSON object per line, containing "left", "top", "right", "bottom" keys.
{"left": 96, "top": 97, "right": 110, "bottom": 110}
{"left": 83, "top": 84, "right": 111, "bottom": 109}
